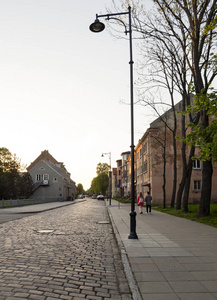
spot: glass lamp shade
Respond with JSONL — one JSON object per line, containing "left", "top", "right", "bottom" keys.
{"left": 89, "top": 19, "right": 105, "bottom": 33}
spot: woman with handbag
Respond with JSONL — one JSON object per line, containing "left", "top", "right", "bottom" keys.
{"left": 137, "top": 192, "right": 144, "bottom": 214}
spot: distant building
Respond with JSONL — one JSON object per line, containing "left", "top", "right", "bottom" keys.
{"left": 27, "top": 150, "right": 76, "bottom": 201}
{"left": 121, "top": 151, "right": 130, "bottom": 197}
{"left": 112, "top": 168, "right": 117, "bottom": 198}
{"left": 116, "top": 159, "right": 122, "bottom": 197}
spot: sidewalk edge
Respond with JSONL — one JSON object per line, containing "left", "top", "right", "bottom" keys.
{"left": 107, "top": 207, "right": 143, "bottom": 300}
{"left": 0, "top": 199, "right": 87, "bottom": 214}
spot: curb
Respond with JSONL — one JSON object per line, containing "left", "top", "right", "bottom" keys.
{"left": 107, "top": 206, "right": 143, "bottom": 300}
{"left": 0, "top": 199, "right": 87, "bottom": 214}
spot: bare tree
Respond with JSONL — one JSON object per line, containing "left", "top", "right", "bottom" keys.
{"left": 151, "top": 0, "right": 217, "bottom": 217}
{"left": 150, "top": 123, "right": 169, "bottom": 208}
{"left": 135, "top": 30, "right": 189, "bottom": 208}
{"left": 109, "top": 0, "right": 216, "bottom": 214}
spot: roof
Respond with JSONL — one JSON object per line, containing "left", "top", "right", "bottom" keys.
{"left": 43, "top": 161, "right": 68, "bottom": 179}
{"left": 27, "top": 150, "right": 66, "bottom": 171}
{"left": 121, "top": 151, "right": 130, "bottom": 156}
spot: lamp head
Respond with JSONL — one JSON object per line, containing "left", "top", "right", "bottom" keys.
{"left": 89, "top": 19, "right": 105, "bottom": 33}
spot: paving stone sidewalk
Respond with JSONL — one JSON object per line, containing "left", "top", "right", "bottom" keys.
{"left": 107, "top": 200, "right": 217, "bottom": 300}
{"left": 0, "top": 199, "right": 132, "bottom": 300}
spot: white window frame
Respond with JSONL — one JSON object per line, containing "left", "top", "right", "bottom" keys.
{"left": 35, "top": 174, "right": 41, "bottom": 181}
{"left": 194, "top": 180, "right": 201, "bottom": 191}
{"left": 193, "top": 159, "right": 201, "bottom": 169}
{"left": 43, "top": 174, "right": 49, "bottom": 180}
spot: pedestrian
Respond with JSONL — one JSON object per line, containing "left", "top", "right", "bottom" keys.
{"left": 137, "top": 192, "right": 144, "bottom": 214}
{"left": 145, "top": 191, "right": 152, "bottom": 214}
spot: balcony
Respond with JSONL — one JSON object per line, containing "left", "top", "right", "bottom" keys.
{"left": 33, "top": 180, "right": 49, "bottom": 191}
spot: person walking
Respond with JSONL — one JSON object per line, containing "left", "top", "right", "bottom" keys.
{"left": 145, "top": 191, "right": 152, "bottom": 214}
{"left": 137, "top": 192, "right": 144, "bottom": 214}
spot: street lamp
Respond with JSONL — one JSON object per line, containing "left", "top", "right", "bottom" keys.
{"left": 102, "top": 152, "right": 112, "bottom": 206}
{"left": 90, "top": 6, "right": 138, "bottom": 239}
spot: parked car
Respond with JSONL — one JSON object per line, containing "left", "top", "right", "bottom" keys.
{"left": 77, "top": 194, "right": 84, "bottom": 199}
{"left": 92, "top": 194, "right": 97, "bottom": 199}
{"left": 97, "top": 195, "right": 104, "bottom": 200}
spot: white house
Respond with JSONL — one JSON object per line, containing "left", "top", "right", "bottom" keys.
{"left": 27, "top": 150, "right": 76, "bottom": 201}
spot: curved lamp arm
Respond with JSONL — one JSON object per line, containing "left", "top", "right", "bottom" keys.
{"left": 105, "top": 16, "right": 128, "bottom": 35}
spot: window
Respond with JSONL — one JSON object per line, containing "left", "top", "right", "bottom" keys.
{"left": 192, "top": 113, "right": 200, "bottom": 124}
{"left": 36, "top": 174, "right": 41, "bottom": 181}
{"left": 143, "top": 161, "right": 148, "bottom": 173}
{"left": 143, "top": 142, "right": 147, "bottom": 154}
{"left": 193, "top": 159, "right": 201, "bottom": 169}
{"left": 43, "top": 174, "right": 49, "bottom": 180}
{"left": 194, "top": 180, "right": 201, "bottom": 191}
{"left": 137, "top": 168, "right": 139, "bottom": 176}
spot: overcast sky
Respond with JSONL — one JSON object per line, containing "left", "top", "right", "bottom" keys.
{"left": 0, "top": 0, "right": 156, "bottom": 190}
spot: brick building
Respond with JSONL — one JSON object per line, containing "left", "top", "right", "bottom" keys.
{"left": 126, "top": 100, "right": 217, "bottom": 204}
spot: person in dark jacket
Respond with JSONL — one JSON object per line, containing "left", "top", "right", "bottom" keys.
{"left": 145, "top": 191, "right": 152, "bottom": 214}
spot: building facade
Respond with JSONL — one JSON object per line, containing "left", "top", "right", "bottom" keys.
{"left": 27, "top": 150, "right": 76, "bottom": 201}
{"left": 111, "top": 168, "right": 118, "bottom": 198}
{"left": 116, "top": 159, "right": 122, "bottom": 198}
{"left": 126, "top": 100, "right": 217, "bottom": 204}
{"left": 121, "top": 151, "right": 130, "bottom": 197}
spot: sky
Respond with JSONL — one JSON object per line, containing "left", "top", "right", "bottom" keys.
{"left": 0, "top": 0, "right": 155, "bottom": 190}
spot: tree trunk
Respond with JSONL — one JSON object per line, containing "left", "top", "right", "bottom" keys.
{"left": 176, "top": 99, "right": 187, "bottom": 210}
{"left": 182, "top": 146, "right": 195, "bottom": 213}
{"left": 176, "top": 176, "right": 185, "bottom": 210}
{"left": 196, "top": 159, "right": 213, "bottom": 217}
{"left": 196, "top": 110, "right": 213, "bottom": 217}
{"left": 170, "top": 130, "right": 177, "bottom": 208}
{"left": 162, "top": 145, "right": 166, "bottom": 208}
{"left": 178, "top": 95, "right": 198, "bottom": 212}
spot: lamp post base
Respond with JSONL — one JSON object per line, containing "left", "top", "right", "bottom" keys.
{"left": 128, "top": 211, "right": 138, "bottom": 239}
{"left": 128, "top": 232, "right": 138, "bottom": 239}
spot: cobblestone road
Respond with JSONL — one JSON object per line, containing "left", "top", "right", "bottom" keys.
{"left": 0, "top": 199, "right": 132, "bottom": 300}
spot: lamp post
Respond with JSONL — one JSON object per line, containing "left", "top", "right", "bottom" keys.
{"left": 101, "top": 152, "right": 112, "bottom": 205}
{"left": 90, "top": 6, "right": 138, "bottom": 239}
